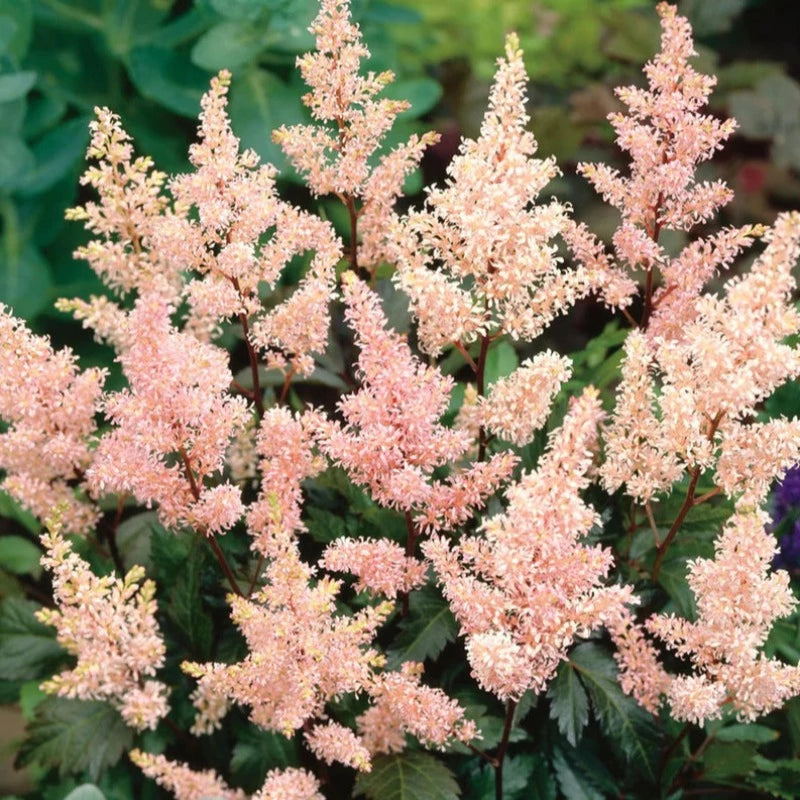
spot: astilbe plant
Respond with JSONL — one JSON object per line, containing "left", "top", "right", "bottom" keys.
{"left": 4, "top": 2, "right": 800, "bottom": 799}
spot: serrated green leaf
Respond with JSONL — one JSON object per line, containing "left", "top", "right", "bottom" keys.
{"left": 305, "top": 506, "right": 348, "bottom": 544}
{"left": 383, "top": 78, "right": 442, "bottom": 117}
{"left": 17, "top": 698, "right": 132, "bottom": 780}
{"left": 0, "top": 534, "right": 41, "bottom": 575}
{"left": 387, "top": 587, "right": 458, "bottom": 669}
{"left": 716, "top": 723, "right": 779, "bottom": 744}
{"left": 569, "top": 642, "right": 661, "bottom": 781}
{"left": 551, "top": 743, "right": 605, "bottom": 800}
{"left": 702, "top": 740, "right": 759, "bottom": 779}
{"left": 0, "top": 134, "right": 34, "bottom": 189}
{"left": 0, "top": 597, "right": 62, "bottom": 680}
{"left": 168, "top": 543, "right": 213, "bottom": 658}
{"left": 230, "top": 725, "right": 299, "bottom": 792}
{"left": 547, "top": 661, "right": 589, "bottom": 746}
{"left": 354, "top": 751, "right": 460, "bottom": 800}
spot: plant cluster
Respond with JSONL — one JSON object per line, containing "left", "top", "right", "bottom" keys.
{"left": 3, "top": 3, "right": 800, "bottom": 799}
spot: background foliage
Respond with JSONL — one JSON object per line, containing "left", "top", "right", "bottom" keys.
{"left": 2, "top": 0, "right": 800, "bottom": 798}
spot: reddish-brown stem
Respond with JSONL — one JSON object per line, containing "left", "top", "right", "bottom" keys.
{"left": 476, "top": 333, "right": 492, "bottom": 462}
{"left": 453, "top": 340, "right": 478, "bottom": 373}
{"left": 279, "top": 366, "right": 296, "bottom": 405}
{"left": 400, "top": 511, "right": 419, "bottom": 617}
{"left": 652, "top": 413, "right": 724, "bottom": 581}
{"left": 207, "top": 534, "right": 244, "bottom": 597}
{"left": 247, "top": 552, "right": 266, "bottom": 596}
{"left": 239, "top": 312, "right": 265, "bottom": 419}
{"left": 494, "top": 699, "right": 517, "bottom": 800}
{"left": 644, "top": 499, "right": 660, "bottom": 547}
{"left": 178, "top": 445, "right": 244, "bottom": 596}
{"left": 344, "top": 193, "right": 360, "bottom": 274}
{"left": 621, "top": 307, "right": 638, "bottom": 328}
{"left": 467, "top": 742, "right": 498, "bottom": 766}
{"left": 693, "top": 486, "right": 722, "bottom": 506}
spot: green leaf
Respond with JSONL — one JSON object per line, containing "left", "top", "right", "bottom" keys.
{"left": 354, "top": 751, "right": 460, "bottom": 800}
{"left": 0, "top": 240, "right": 53, "bottom": 319}
{"left": 0, "top": 597, "right": 62, "bottom": 681}
{"left": 305, "top": 506, "right": 348, "bottom": 544}
{"left": 63, "top": 786, "right": 107, "bottom": 800}
{"left": 16, "top": 116, "right": 90, "bottom": 197}
{"left": 127, "top": 46, "right": 210, "bottom": 117}
{"left": 230, "top": 725, "right": 299, "bottom": 792}
{"left": 228, "top": 68, "right": 306, "bottom": 173}
{"left": 387, "top": 586, "right": 458, "bottom": 669}
{"left": 0, "top": 134, "right": 34, "bottom": 189}
{"left": 0, "top": 534, "right": 41, "bottom": 575}
{"left": 208, "top": 0, "right": 280, "bottom": 20}
{"left": 484, "top": 340, "right": 519, "bottom": 388}
{"left": 17, "top": 697, "right": 133, "bottom": 779}
{"left": 0, "top": 0, "right": 33, "bottom": 59}
{"left": 190, "top": 21, "right": 267, "bottom": 71}
{"left": 383, "top": 78, "right": 442, "bottom": 117}
{"left": 551, "top": 743, "right": 607, "bottom": 800}
{"left": 569, "top": 642, "right": 661, "bottom": 781}
{"left": 0, "top": 70, "right": 36, "bottom": 102}
{"left": 715, "top": 723, "right": 780, "bottom": 744}
{"left": 547, "top": 661, "right": 589, "bottom": 747}
{"left": 168, "top": 542, "right": 213, "bottom": 658}
{"left": 115, "top": 511, "right": 158, "bottom": 571}
{"left": 702, "top": 740, "right": 759, "bottom": 779}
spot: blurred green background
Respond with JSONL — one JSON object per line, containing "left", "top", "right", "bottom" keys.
{"left": 2, "top": 0, "right": 800, "bottom": 354}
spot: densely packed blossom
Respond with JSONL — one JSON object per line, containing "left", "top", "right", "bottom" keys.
{"left": 315, "top": 273, "right": 516, "bottom": 530}
{"left": 87, "top": 295, "right": 248, "bottom": 533}
{"left": 425, "top": 388, "right": 634, "bottom": 700}
{"left": 275, "top": 0, "right": 438, "bottom": 271}
{"left": 0, "top": 308, "right": 104, "bottom": 533}
{"left": 639, "top": 511, "right": 800, "bottom": 724}
{"left": 391, "top": 33, "right": 607, "bottom": 356}
{"left": 246, "top": 407, "right": 326, "bottom": 555}
{"left": 36, "top": 512, "right": 168, "bottom": 731}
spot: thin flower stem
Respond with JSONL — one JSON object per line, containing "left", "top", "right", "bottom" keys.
{"left": 476, "top": 333, "right": 492, "bottom": 462}
{"left": 178, "top": 445, "right": 244, "bottom": 596}
{"left": 644, "top": 499, "right": 660, "bottom": 546}
{"left": 621, "top": 306, "right": 639, "bottom": 328}
{"left": 400, "top": 511, "right": 419, "bottom": 617}
{"left": 453, "top": 340, "right": 478, "bottom": 372}
{"left": 247, "top": 552, "right": 266, "bottom": 596}
{"left": 279, "top": 365, "right": 297, "bottom": 405}
{"left": 652, "top": 413, "right": 724, "bottom": 581}
{"left": 494, "top": 699, "right": 517, "bottom": 800}
{"left": 693, "top": 486, "right": 722, "bottom": 506}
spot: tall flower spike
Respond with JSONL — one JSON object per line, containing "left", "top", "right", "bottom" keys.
{"left": 315, "top": 273, "right": 516, "bottom": 531}
{"left": 88, "top": 295, "right": 248, "bottom": 534}
{"left": 567, "top": 3, "right": 757, "bottom": 331}
{"left": 65, "top": 108, "right": 179, "bottom": 302}
{"left": 275, "top": 0, "right": 439, "bottom": 272}
{"left": 0, "top": 307, "right": 104, "bottom": 533}
{"left": 171, "top": 71, "right": 342, "bottom": 375}
{"left": 37, "top": 511, "right": 169, "bottom": 731}
{"left": 392, "top": 33, "right": 598, "bottom": 356}
{"left": 425, "top": 388, "right": 634, "bottom": 700}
